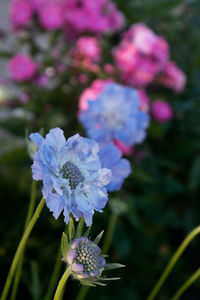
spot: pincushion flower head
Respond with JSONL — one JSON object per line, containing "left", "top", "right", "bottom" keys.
{"left": 38, "top": 0, "right": 64, "bottom": 30}
{"left": 62, "top": 231, "right": 124, "bottom": 286}
{"left": 151, "top": 100, "right": 173, "bottom": 123}
{"left": 30, "top": 128, "right": 112, "bottom": 225}
{"left": 79, "top": 83, "right": 150, "bottom": 147}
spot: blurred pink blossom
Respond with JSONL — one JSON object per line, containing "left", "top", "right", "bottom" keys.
{"left": 9, "top": 54, "right": 37, "bottom": 81}
{"left": 10, "top": 0, "right": 33, "bottom": 30}
{"left": 34, "top": 74, "right": 49, "bottom": 87}
{"left": 113, "top": 23, "right": 169, "bottom": 87}
{"left": 39, "top": 1, "right": 64, "bottom": 30}
{"left": 64, "top": 0, "right": 124, "bottom": 36}
{"left": 159, "top": 61, "right": 186, "bottom": 93}
{"left": 151, "top": 100, "right": 173, "bottom": 123}
{"left": 75, "top": 37, "right": 101, "bottom": 63}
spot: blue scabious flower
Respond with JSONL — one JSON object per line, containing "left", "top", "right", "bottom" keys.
{"left": 99, "top": 143, "right": 131, "bottom": 192}
{"left": 79, "top": 83, "right": 150, "bottom": 146}
{"left": 30, "top": 128, "right": 112, "bottom": 226}
{"left": 65, "top": 237, "right": 106, "bottom": 281}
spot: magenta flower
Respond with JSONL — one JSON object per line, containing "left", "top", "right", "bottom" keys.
{"left": 75, "top": 37, "right": 101, "bottom": 63}
{"left": 151, "top": 100, "right": 173, "bottom": 123}
{"left": 9, "top": 54, "right": 37, "bottom": 81}
{"left": 64, "top": 0, "right": 124, "bottom": 36}
{"left": 39, "top": 1, "right": 64, "bottom": 30}
{"left": 10, "top": 0, "right": 33, "bottom": 30}
{"left": 159, "top": 61, "right": 186, "bottom": 93}
{"left": 113, "top": 23, "right": 169, "bottom": 87}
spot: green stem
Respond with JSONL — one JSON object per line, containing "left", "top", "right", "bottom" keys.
{"left": 10, "top": 180, "right": 37, "bottom": 300}
{"left": 147, "top": 225, "right": 200, "bottom": 300}
{"left": 171, "top": 268, "right": 200, "bottom": 300}
{"left": 53, "top": 268, "right": 70, "bottom": 300}
{"left": 75, "top": 217, "right": 84, "bottom": 238}
{"left": 0, "top": 197, "right": 45, "bottom": 300}
{"left": 102, "top": 213, "right": 118, "bottom": 254}
{"left": 75, "top": 213, "right": 118, "bottom": 300}
{"left": 75, "top": 286, "right": 90, "bottom": 300}
{"left": 44, "top": 249, "right": 62, "bottom": 300}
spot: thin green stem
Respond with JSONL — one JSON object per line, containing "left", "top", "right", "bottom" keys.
{"left": 102, "top": 213, "right": 118, "bottom": 254}
{"left": 0, "top": 197, "right": 45, "bottom": 300}
{"left": 10, "top": 180, "right": 37, "bottom": 300}
{"left": 75, "top": 213, "right": 118, "bottom": 300}
{"left": 171, "top": 268, "right": 200, "bottom": 300}
{"left": 44, "top": 249, "right": 62, "bottom": 300}
{"left": 75, "top": 217, "right": 84, "bottom": 238}
{"left": 75, "top": 286, "right": 90, "bottom": 300}
{"left": 53, "top": 268, "right": 70, "bottom": 300}
{"left": 147, "top": 225, "right": 200, "bottom": 300}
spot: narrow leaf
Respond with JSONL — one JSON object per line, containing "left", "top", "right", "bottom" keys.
{"left": 80, "top": 280, "right": 96, "bottom": 287}
{"left": 100, "top": 277, "right": 121, "bottom": 281}
{"left": 94, "top": 230, "right": 104, "bottom": 245}
{"left": 61, "top": 232, "right": 68, "bottom": 257}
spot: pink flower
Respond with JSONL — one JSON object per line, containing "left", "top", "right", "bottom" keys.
{"left": 9, "top": 54, "right": 37, "bottom": 81}
{"left": 34, "top": 74, "right": 49, "bottom": 87}
{"left": 75, "top": 37, "right": 101, "bottom": 63}
{"left": 159, "top": 61, "right": 186, "bottom": 93}
{"left": 30, "top": 0, "right": 47, "bottom": 11}
{"left": 64, "top": 0, "right": 124, "bottom": 36}
{"left": 39, "top": 1, "right": 64, "bottom": 30}
{"left": 113, "top": 23, "right": 169, "bottom": 87}
{"left": 10, "top": 0, "right": 33, "bottom": 30}
{"left": 151, "top": 100, "right": 173, "bottom": 123}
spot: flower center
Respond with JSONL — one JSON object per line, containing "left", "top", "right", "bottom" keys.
{"left": 76, "top": 243, "right": 99, "bottom": 273}
{"left": 60, "top": 161, "right": 84, "bottom": 190}
{"left": 102, "top": 102, "right": 125, "bottom": 130}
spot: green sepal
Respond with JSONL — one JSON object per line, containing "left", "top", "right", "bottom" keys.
{"left": 68, "top": 216, "right": 75, "bottom": 240}
{"left": 104, "top": 263, "right": 125, "bottom": 270}
{"left": 75, "top": 218, "right": 84, "bottom": 238}
{"left": 83, "top": 225, "right": 92, "bottom": 237}
{"left": 94, "top": 230, "right": 104, "bottom": 245}
{"left": 100, "top": 277, "right": 121, "bottom": 281}
{"left": 92, "top": 281, "right": 106, "bottom": 286}
{"left": 61, "top": 232, "right": 68, "bottom": 257}
{"left": 80, "top": 280, "right": 96, "bottom": 287}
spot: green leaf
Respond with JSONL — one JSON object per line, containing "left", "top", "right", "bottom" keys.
{"left": 94, "top": 230, "right": 104, "bottom": 245}
{"left": 68, "top": 216, "right": 75, "bottom": 240}
{"left": 61, "top": 232, "right": 68, "bottom": 257}
{"left": 100, "top": 277, "right": 121, "bottom": 281}
{"left": 105, "top": 263, "right": 125, "bottom": 270}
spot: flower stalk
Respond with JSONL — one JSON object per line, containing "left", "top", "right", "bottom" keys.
{"left": 0, "top": 197, "right": 45, "bottom": 300}
{"left": 147, "top": 225, "right": 200, "bottom": 300}
{"left": 53, "top": 268, "right": 71, "bottom": 300}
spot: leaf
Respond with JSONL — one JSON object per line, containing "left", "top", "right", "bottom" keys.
{"left": 80, "top": 280, "right": 96, "bottom": 287}
{"left": 61, "top": 232, "right": 68, "bottom": 257}
{"left": 68, "top": 216, "right": 75, "bottom": 240}
{"left": 94, "top": 230, "right": 104, "bottom": 245}
{"left": 100, "top": 277, "right": 121, "bottom": 281}
{"left": 104, "top": 263, "right": 125, "bottom": 270}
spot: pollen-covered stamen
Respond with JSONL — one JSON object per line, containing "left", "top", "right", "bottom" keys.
{"left": 60, "top": 161, "right": 84, "bottom": 190}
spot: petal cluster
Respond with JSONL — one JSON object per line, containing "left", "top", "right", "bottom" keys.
{"left": 79, "top": 83, "right": 150, "bottom": 147}
{"left": 30, "top": 128, "right": 112, "bottom": 225}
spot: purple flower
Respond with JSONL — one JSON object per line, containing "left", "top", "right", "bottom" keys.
{"left": 39, "top": 1, "right": 64, "bottom": 30}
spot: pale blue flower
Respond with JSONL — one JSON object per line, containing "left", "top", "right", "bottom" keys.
{"left": 99, "top": 143, "right": 131, "bottom": 192}
{"left": 30, "top": 128, "right": 112, "bottom": 225}
{"left": 79, "top": 83, "right": 150, "bottom": 146}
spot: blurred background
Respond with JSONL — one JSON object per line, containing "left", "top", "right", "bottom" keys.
{"left": 1, "top": 0, "right": 200, "bottom": 299}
